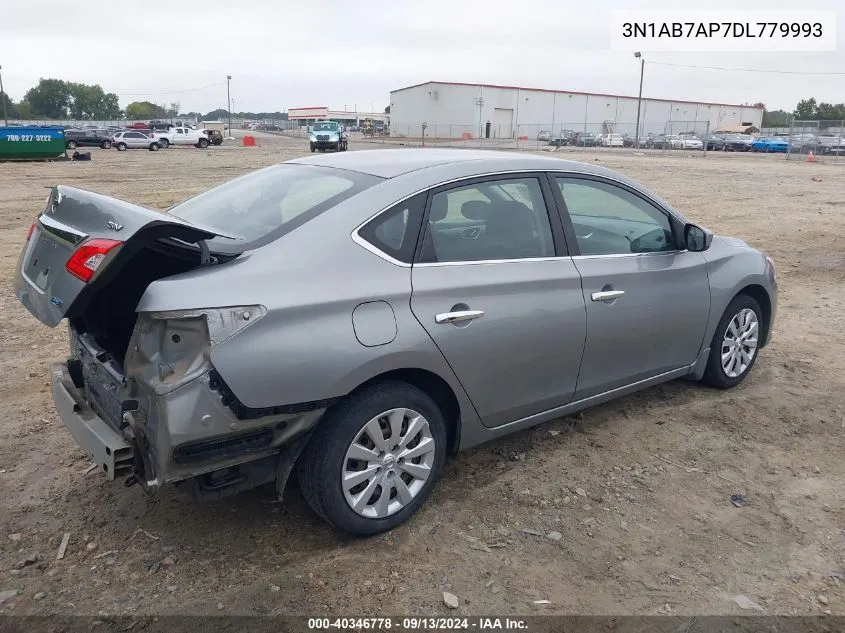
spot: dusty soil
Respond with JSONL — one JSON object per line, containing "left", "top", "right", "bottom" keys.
{"left": 1, "top": 135, "right": 844, "bottom": 618}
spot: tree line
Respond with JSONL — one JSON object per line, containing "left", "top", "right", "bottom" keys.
{"left": 0, "top": 77, "right": 289, "bottom": 122}
{"left": 761, "top": 98, "right": 845, "bottom": 127}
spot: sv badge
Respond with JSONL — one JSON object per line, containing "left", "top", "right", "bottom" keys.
{"left": 107, "top": 220, "right": 123, "bottom": 232}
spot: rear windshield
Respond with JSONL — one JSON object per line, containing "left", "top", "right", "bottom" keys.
{"left": 168, "top": 164, "right": 381, "bottom": 252}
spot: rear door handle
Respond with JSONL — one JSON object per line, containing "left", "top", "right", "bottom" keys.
{"left": 591, "top": 290, "right": 625, "bottom": 301}
{"left": 435, "top": 310, "right": 485, "bottom": 324}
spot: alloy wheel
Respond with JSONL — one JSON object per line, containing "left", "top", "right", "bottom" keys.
{"left": 342, "top": 408, "right": 436, "bottom": 519}
{"left": 721, "top": 308, "right": 759, "bottom": 378}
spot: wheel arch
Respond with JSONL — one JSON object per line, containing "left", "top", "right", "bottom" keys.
{"left": 733, "top": 284, "right": 773, "bottom": 348}
{"left": 347, "top": 368, "right": 462, "bottom": 454}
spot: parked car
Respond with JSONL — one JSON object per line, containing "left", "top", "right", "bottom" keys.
{"left": 598, "top": 134, "right": 624, "bottom": 148}
{"left": 537, "top": 130, "right": 551, "bottom": 142}
{"left": 110, "top": 131, "right": 161, "bottom": 151}
{"left": 148, "top": 120, "right": 174, "bottom": 132}
{"left": 751, "top": 137, "right": 789, "bottom": 153}
{"left": 648, "top": 134, "right": 683, "bottom": 149}
{"left": 722, "top": 134, "right": 753, "bottom": 152}
{"left": 549, "top": 129, "right": 574, "bottom": 147}
{"left": 64, "top": 129, "right": 113, "bottom": 150}
{"left": 573, "top": 132, "right": 598, "bottom": 147}
{"left": 14, "top": 149, "right": 777, "bottom": 536}
{"left": 802, "top": 135, "right": 845, "bottom": 155}
{"left": 204, "top": 130, "right": 225, "bottom": 146}
{"left": 705, "top": 135, "right": 726, "bottom": 151}
{"left": 153, "top": 126, "right": 210, "bottom": 149}
{"left": 680, "top": 136, "right": 704, "bottom": 150}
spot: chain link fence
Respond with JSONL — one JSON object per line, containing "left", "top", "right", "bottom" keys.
{"left": 784, "top": 119, "right": 844, "bottom": 164}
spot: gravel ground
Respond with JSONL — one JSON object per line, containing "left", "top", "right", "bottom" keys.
{"left": 0, "top": 134, "right": 843, "bottom": 617}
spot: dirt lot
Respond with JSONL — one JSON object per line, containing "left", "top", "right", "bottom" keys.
{"left": 1, "top": 135, "right": 844, "bottom": 618}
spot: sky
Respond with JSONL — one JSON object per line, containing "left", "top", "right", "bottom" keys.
{"left": 1, "top": 0, "right": 843, "bottom": 114}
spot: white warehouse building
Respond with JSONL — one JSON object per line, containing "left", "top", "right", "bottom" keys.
{"left": 389, "top": 81, "right": 763, "bottom": 140}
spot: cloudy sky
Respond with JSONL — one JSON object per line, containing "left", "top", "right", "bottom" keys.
{"left": 1, "top": 0, "right": 842, "bottom": 114}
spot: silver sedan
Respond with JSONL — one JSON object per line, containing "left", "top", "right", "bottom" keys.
{"left": 15, "top": 149, "right": 777, "bottom": 535}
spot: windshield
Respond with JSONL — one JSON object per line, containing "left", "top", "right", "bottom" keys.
{"left": 312, "top": 122, "right": 339, "bottom": 132}
{"left": 169, "top": 164, "right": 382, "bottom": 251}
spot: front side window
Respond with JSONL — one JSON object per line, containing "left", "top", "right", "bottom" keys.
{"left": 557, "top": 178, "right": 676, "bottom": 256}
{"left": 419, "top": 177, "right": 555, "bottom": 263}
{"left": 169, "top": 164, "right": 381, "bottom": 249}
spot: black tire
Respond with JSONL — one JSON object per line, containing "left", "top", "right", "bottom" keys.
{"left": 158, "top": 138, "right": 169, "bottom": 148}
{"left": 297, "top": 381, "right": 447, "bottom": 536}
{"left": 101, "top": 141, "right": 111, "bottom": 149}
{"left": 701, "top": 294, "right": 763, "bottom": 389}
{"left": 66, "top": 141, "right": 77, "bottom": 150}
{"left": 197, "top": 138, "right": 209, "bottom": 148}
{"left": 310, "top": 144, "right": 315, "bottom": 153}
{"left": 116, "top": 143, "right": 127, "bottom": 151}
{"left": 149, "top": 143, "right": 159, "bottom": 151}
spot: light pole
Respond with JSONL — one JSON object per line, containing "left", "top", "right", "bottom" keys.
{"left": 0, "top": 65, "right": 8, "bottom": 126}
{"left": 633, "top": 52, "right": 644, "bottom": 149}
{"left": 226, "top": 75, "right": 232, "bottom": 138}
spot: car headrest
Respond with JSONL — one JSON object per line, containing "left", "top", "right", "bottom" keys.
{"left": 485, "top": 201, "right": 535, "bottom": 239}
{"left": 461, "top": 200, "right": 490, "bottom": 221}
{"left": 429, "top": 194, "right": 448, "bottom": 222}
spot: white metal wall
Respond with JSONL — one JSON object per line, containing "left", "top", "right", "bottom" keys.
{"left": 389, "top": 83, "right": 763, "bottom": 139}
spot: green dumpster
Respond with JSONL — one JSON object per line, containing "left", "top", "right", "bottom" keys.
{"left": 0, "top": 126, "right": 67, "bottom": 160}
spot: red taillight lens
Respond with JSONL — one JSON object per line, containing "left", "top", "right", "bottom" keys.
{"left": 26, "top": 221, "right": 37, "bottom": 242}
{"left": 65, "top": 238, "right": 123, "bottom": 282}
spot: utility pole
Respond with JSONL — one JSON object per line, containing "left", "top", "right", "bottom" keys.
{"left": 0, "top": 65, "right": 8, "bottom": 126}
{"left": 226, "top": 75, "right": 232, "bottom": 139}
{"left": 633, "top": 52, "right": 644, "bottom": 149}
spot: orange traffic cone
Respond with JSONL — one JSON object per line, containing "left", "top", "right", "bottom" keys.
{"left": 807, "top": 150, "right": 816, "bottom": 162}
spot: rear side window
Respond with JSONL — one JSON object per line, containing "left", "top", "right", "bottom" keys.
{"left": 169, "top": 164, "right": 382, "bottom": 252}
{"left": 358, "top": 193, "right": 426, "bottom": 264}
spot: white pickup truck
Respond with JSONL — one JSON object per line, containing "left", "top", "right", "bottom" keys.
{"left": 154, "top": 126, "right": 210, "bottom": 149}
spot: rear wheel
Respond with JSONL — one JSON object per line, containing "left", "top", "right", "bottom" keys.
{"left": 702, "top": 294, "right": 762, "bottom": 389}
{"left": 310, "top": 143, "right": 315, "bottom": 153}
{"left": 297, "top": 382, "right": 447, "bottom": 535}
{"left": 116, "top": 143, "right": 127, "bottom": 151}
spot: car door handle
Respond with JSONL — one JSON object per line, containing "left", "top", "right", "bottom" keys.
{"left": 435, "top": 310, "right": 485, "bottom": 324}
{"left": 591, "top": 290, "right": 625, "bottom": 301}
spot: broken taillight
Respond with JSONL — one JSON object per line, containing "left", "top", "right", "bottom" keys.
{"left": 65, "top": 238, "right": 123, "bottom": 282}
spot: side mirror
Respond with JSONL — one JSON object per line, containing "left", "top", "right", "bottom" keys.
{"left": 684, "top": 223, "right": 713, "bottom": 252}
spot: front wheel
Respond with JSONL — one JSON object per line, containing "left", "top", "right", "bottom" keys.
{"left": 158, "top": 138, "right": 169, "bottom": 148}
{"left": 116, "top": 143, "right": 127, "bottom": 151}
{"left": 149, "top": 143, "right": 160, "bottom": 151}
{"left": 310, "top": 143, "right": 315, "bottom": 153}
{"left": 701, "top": 294, "right": 762, "bottom": 389}
{"left": 101, "top": 141, "right": 111, "bottom": 149}
{"left": 66, "top": 141, "right": 77, "bottom": 150}
{"left": 297, "top": 381, "right": 447, "bottom": 536}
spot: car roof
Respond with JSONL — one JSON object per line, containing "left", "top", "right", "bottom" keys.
{"left": 289, "top": 148, "right": 615, "bottom": 179}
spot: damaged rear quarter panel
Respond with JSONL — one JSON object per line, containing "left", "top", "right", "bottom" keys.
{"left": 133, "top": 180, "right": 480, "bottom": 426}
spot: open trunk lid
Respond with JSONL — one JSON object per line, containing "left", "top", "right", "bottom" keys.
{"left": 15, "top": 185, "right": 235, "bottom": 327}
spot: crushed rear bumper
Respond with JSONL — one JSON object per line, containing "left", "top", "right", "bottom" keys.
{"left": 50, "top": 362, "right": 133, "bottom": 480}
